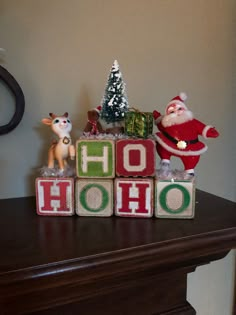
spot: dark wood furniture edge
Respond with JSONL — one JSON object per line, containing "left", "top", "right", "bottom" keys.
{"left": 0, "top": 228, "right": 235, "bottom": 314}
{"left": 1, "top": 228, "right": 235, "bottom": 283}
{"left": 0, "top": 193, "right": 235, "bottom": 314}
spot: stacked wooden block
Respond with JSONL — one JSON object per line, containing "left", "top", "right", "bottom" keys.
{"left": 36, "top": 139, "right": 195, "bottom": 218}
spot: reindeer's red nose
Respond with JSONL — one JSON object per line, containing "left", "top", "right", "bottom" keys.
{"left": 59, "top": 120, "right": 67, "bottom": 128}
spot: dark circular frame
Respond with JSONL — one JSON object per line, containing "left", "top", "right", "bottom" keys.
{"left": 0, "top": 65, "right": 25, "bottom": 135}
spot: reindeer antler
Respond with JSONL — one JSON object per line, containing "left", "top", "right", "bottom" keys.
{"left": 49, "top": 113, "right": 56, "bottom": 119}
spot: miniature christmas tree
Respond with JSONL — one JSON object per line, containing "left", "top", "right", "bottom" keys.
{"left": 101, "top": 60, "right": 129, "bottom": 128}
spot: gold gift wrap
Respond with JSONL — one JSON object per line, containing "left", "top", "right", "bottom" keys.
{"left": 124, "top": 108, "right": 153, "bottom": 138}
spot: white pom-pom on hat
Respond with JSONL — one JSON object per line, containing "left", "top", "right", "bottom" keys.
{"left": 179, "top": 92, "right": 187, "bottom": 101}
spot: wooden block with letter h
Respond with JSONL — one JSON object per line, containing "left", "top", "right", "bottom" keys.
{"left": 76, "top": 139, "right": 115, "bottom": 178}
{"left": 114, "top": 178, "right": 154, "bottom": 218}
{"left": 116, "top": 138, "right": 156, "bottom": 177}
{"left": 75, "top": 178, "right": 113, "bottom": 217}
{"left": 155, "top": 178, "right": 195, "bottom": 219}
{"left": 36, "top": 177, "right": 74, "bottom": 216}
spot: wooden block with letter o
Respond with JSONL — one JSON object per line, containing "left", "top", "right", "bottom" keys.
{"left": 76, "top": 139, "right": 115, "bottom": 178}
{"left": 116, "top": 138, "right": 156, "bottom": 177}
{"left": 155, "top": 178, "right": 195, "bottom": 219}
{"left": 115, "top": 178, "right": 154, "bottom": 218}
{"left": 36, "top": 177, "right": 74, "bottom": 216}
{"left": 75, "top": 178, "right": 113, "bottom": 217}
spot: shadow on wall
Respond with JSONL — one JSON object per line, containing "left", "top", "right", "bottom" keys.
{"left": 72, "top": 84, "right": 94, "bottom": 139}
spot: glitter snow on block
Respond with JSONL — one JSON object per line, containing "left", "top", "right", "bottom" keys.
{"left": 36, "top": 177, "right": 74, "bottom": 216}
{"left": 76, "top": 139, "right": 115, "bottom": 178}
{"left": 75, "top": 178, "right": 113, "bottom": 217}
{"left": 116, "top": 139, "right": 156, "bottom": 177}
{"left": 155, "top": 178, "right": 195, "bottom": 219}
{"left": 115, "top": 178, "right": 154, "bottom": 218}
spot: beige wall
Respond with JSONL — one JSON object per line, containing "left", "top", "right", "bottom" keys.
{"left": 0, "top": 0, "right": 235, "bottom": 314}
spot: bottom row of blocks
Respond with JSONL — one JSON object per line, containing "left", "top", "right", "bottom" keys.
{"left": 36, "top": 177, "right": 195, "bottom": 219}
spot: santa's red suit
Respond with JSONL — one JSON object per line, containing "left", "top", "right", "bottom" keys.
{"left": 153, "top": 93, "right": 219, "bottom": 174}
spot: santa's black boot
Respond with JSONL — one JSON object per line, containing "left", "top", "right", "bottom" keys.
{"left": 184, "top": 169, "right": 195, "bottom": 179}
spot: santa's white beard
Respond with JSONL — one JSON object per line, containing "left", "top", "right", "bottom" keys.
{"left": 161, "top": 110, "right": 193, "bottom": 127}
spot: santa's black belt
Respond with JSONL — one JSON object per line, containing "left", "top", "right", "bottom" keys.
{"left": 162, "top": 130, "right": 198, "bottom": 149}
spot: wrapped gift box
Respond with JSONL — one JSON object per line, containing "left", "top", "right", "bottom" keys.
{"left": 124, "top": 109, "right": 153, "bottom": 138}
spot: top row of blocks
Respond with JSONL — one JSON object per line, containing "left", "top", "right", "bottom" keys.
{"left": 76, "top": 138, "right": 156, "bottom": 178}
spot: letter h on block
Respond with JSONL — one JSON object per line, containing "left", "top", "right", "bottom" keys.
{"left": 76, "top": 140, "right": 115, "bottom": 178}
{"left": 36, "top": 178, "right": 74, "bottom": 216}
{"left": 115, "top": 178, "right": 154, "bottom": 218}
{"left": 155, "top": 179, "right": 195, "bottom": 219}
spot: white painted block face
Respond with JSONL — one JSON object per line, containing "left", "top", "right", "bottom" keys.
{"left": 75, "top": 179, "right": 113, "bottom": 217}
{"left": 155, "top": 179, "right": 195, "bottom": 219}
{"left": 36, "top": 178, "right": 74, "bottom": 216}
{"left": 115, "top": 178, "right": 154, "bottom": 218}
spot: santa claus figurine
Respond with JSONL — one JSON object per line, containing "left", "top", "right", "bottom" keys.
{"left": 153, "top": 92, "right": 219, "bottom": 176}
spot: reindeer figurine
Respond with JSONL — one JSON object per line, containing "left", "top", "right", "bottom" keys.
{"left": 42, "top": 112, "right": 75, "bottom": 172}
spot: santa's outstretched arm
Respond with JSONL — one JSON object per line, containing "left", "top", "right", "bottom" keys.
{"left": 153, "top": 110, "right": 165, "bottom": 130}
{"left": 194, "top": 119, "right": 220, "bottom": 138}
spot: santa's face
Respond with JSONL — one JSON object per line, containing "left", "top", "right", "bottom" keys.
{"left": 162, "top": 103, "right": 193, "bottom": 127}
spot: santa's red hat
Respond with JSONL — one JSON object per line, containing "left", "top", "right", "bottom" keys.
{"left": 166, "top": 92, "right": 188, "bottom": 114}
{"left": 94, "top": 105, "right": 102, "bottom": 115}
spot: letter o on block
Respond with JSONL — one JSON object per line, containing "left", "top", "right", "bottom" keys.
{"left": 80, "top": 184, "right": 109, "bottom": 212}
{"left": 75, "top": 179, "right": 113, "bottom": 217}
{"left": 116, "top": 139, "right": 155, "bottom": 177}
{"left": 155, "top": 179, "right": 195, "bottom": 219}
